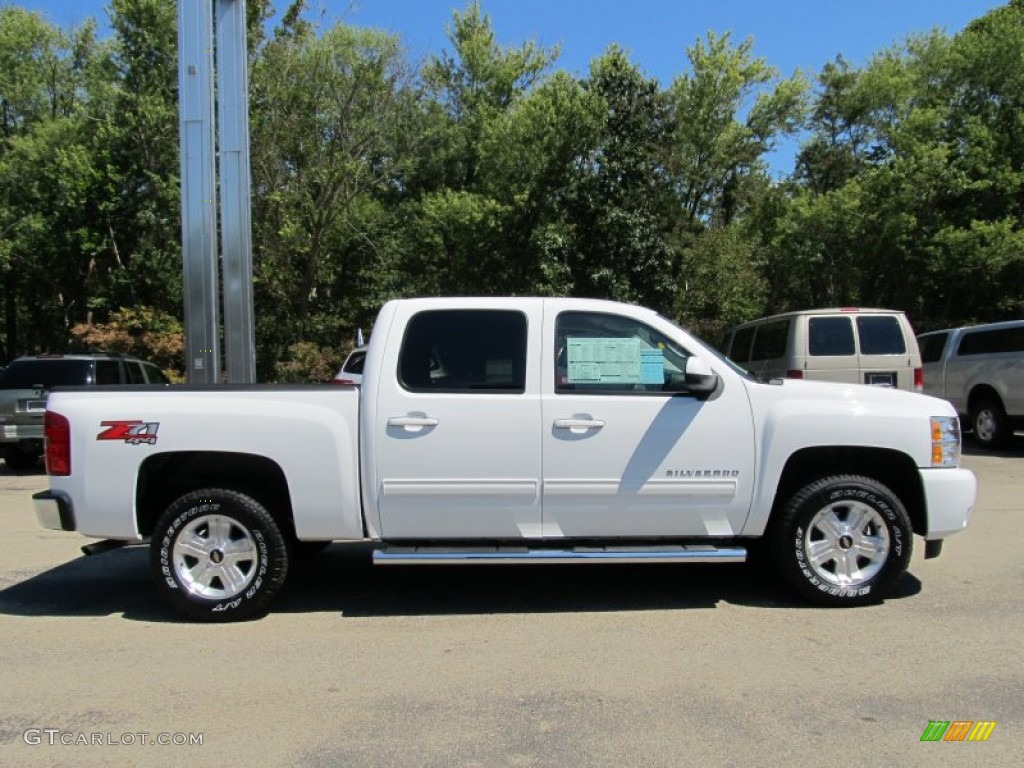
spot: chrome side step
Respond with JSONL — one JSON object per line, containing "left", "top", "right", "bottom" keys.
{"left": 373, "top": 544, "right": 747, "bottom": 566}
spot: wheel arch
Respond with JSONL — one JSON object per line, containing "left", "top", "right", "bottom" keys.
{"left": 770, "top": 446, "right": 926, "bottom": 536}
{"left": 967, "top": 384, "right": 1003, "bottom": 414}
{"left": 136, "top": 451, "right": 293, "bottom": 538}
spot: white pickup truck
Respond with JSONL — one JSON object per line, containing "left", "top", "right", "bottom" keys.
{"left": 33, "top": 298, "right": 977, "bottom": 621}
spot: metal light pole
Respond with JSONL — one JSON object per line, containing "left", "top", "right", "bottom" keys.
{"left": 178, "top": 0, "right": 256, "bottom": 384}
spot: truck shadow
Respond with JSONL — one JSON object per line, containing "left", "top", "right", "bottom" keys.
{"left": 0, "top": 547, "right": 164, "bottom": 621}
{"left": 280, "top": 546, "right": 922, "bottom": 617}
{"left": 0, "top": 544, "right": 922, "bottom": 621}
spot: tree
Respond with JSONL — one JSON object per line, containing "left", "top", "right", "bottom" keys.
{"left": 0, "top": 8, "right": 103, "bottom": 357}
{"left": 667, "top": 32, "right": 807, "bottom": 228}
{"left": 780, "top": 3, "right": 1024, "bottom": 326}
{"left": 420, "top": 0, "right": 557, "bottom": 191}
{"left": 249, "top": 8, "right": 417, "bottom": 376}
{"left": 555, "top": 46, "right": 676, "bottom": 311}
{"left": 91, "top": 0, "right": 182, "bottom": 318}
{"left": 400, "top": 1, "right": 560, "bottom": 297}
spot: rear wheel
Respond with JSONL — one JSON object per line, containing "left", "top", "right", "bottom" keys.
{"left": 970, "top": 399, "right": 1007, "bottom": 449}
{"left": 150, "top": 489, "right": 289, "bottom": 621}
{"left": 771, "top": 475, "right": 912, "bottom": 607}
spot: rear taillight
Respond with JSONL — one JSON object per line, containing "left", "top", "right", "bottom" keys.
{"left": 45, "top": 411, "right": 71, "bottom": 476}
{"left": 914, "top": 367, "right": 924, "bottom": 392}
{"left": 786, "top": 369, "right": 804, "bottom": 379}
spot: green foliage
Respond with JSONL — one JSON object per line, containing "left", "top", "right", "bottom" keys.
{"left": 668, "top": 32, "right": 808, "bottom": 226}
{"left": 675, "top": 225, "right": 768, "bottom": 341}
{"left": 249, "top": 15, "right": 416, "bottom": 377}
{"left": 421, "top": 0, "right": 558, "bottom": 190}
{"left": 782, "top": 3, "right": 1024, "bottom": 327}
{"left": 274, "top": 340, "right": 342, "bottom": 384}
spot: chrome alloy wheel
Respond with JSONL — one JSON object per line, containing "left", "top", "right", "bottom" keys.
{"left": 803, "top": 501, "right": 891, "bottom": 588}
{"left": 172, "top": 514, "right": 259, "bottom": 599}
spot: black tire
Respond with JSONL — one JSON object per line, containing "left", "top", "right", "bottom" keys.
{"left": 4, "top": 449, "right": 39, "bottom": 472}
{"left": 969, "top": 399, "right": 1007, "bottom": 449}
{"left": 150, "top": 489, "right": 289, "bottom": 622}
{"left": 770, "top": 475, "right": 912, "bottom": 607}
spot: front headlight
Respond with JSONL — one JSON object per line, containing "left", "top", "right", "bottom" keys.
{"left": 931, "top": 416, "right": 961, "bottom": 467}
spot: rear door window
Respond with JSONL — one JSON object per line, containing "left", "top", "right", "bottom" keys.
{"left": 808, "top": 317, "right": 856, "bottom": 356}
{"left": 398, "top": 309, "right": 527, "bottom": 393}
{"left": 856, "top": 316, "right": 907, "bottom": 355}
{"left": 957, "top": 326, "right": 1024, "bottom": 356}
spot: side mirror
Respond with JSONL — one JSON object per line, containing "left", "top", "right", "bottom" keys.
{"left": 683, "top": 356, "right": 719, "bottom": 398}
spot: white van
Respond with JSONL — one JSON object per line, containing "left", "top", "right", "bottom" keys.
{"left": 722, "top": 308, "right": 923, "bottom": 391}
{"left": 917, "top": 319, "right": 1024, "bottom": 448}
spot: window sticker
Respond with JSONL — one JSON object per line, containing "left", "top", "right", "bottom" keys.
{"left": 640, "top": 349, "right": 665, "bottom": 384}
{"left": 567, "top": 338, "right": 655, "bottom": 384}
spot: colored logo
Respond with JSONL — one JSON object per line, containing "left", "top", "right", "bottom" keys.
{"left": 920, "top": 721, "right": 996, "bottom": 742}
{"left": 97, "top": 420, "right": 160, "bottom": 445}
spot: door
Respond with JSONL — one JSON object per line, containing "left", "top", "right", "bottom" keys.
{"left": 805, "top": 315, "right": 859, "bottom": 384}
{"left": 374, "top": 303, "right": 544, "bottom": 539}
{"left": 541, "top": 304, "right": 756, "bottom": 539}
{"left": 855, "top": 314, "right": 913, "bottom": 390}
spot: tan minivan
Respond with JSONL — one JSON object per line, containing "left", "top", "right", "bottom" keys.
{"left": 721, "top": 308, "right": 923, "bottom": 391}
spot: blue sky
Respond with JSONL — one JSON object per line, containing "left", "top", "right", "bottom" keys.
{"left": 8, "top": 0, "right": 1009, "bottom": 171}
{"left": 13, "top": 1, "right": 1005, "bottom": 82}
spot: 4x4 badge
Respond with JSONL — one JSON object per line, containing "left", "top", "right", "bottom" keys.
{"left": 97, "top": 420, "right": 160, "bottom": 445}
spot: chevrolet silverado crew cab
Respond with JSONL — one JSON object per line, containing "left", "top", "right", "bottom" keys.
{"left": 33, "top": 298, "right": 976, "bottom": 621}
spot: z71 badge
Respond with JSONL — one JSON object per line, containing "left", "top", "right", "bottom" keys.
{"left": 97, "top": 420, "right": 160, "bottom": 445}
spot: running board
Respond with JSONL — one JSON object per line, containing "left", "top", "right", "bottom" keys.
{"left": 373, "top": 544, "right": 747, "bottom": 566}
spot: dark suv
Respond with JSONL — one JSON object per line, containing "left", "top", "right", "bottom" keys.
{"left": 0, "top": 353, "right": 169, "bottom": 471}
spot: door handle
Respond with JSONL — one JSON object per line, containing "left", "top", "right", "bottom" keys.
{"left": 554, "top": 418, "right": 605, "bottom": 430}
{"left": 388, "top": 416, "right": 439, "bottom": 428}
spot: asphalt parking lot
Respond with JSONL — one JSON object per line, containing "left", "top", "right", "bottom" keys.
{"left": 1, "top": 446, "right": 1021, "bottom": 767}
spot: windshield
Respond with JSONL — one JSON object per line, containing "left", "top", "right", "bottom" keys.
{"left": 0, "top": 360, "right": 91, "bottom": 389}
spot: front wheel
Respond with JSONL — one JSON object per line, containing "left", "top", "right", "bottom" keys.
{"left": 770, "top": 475, "right": 912, "bottom": 607}
{"left": 150, "top": 489, "right": 289, "bottom": 621}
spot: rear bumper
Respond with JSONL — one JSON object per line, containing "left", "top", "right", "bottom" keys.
{"left": 33, "top": 490, "right": 76, "bottom": 532}
{"left": 920, "top": 467, "right": 977, "bottom": 540}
